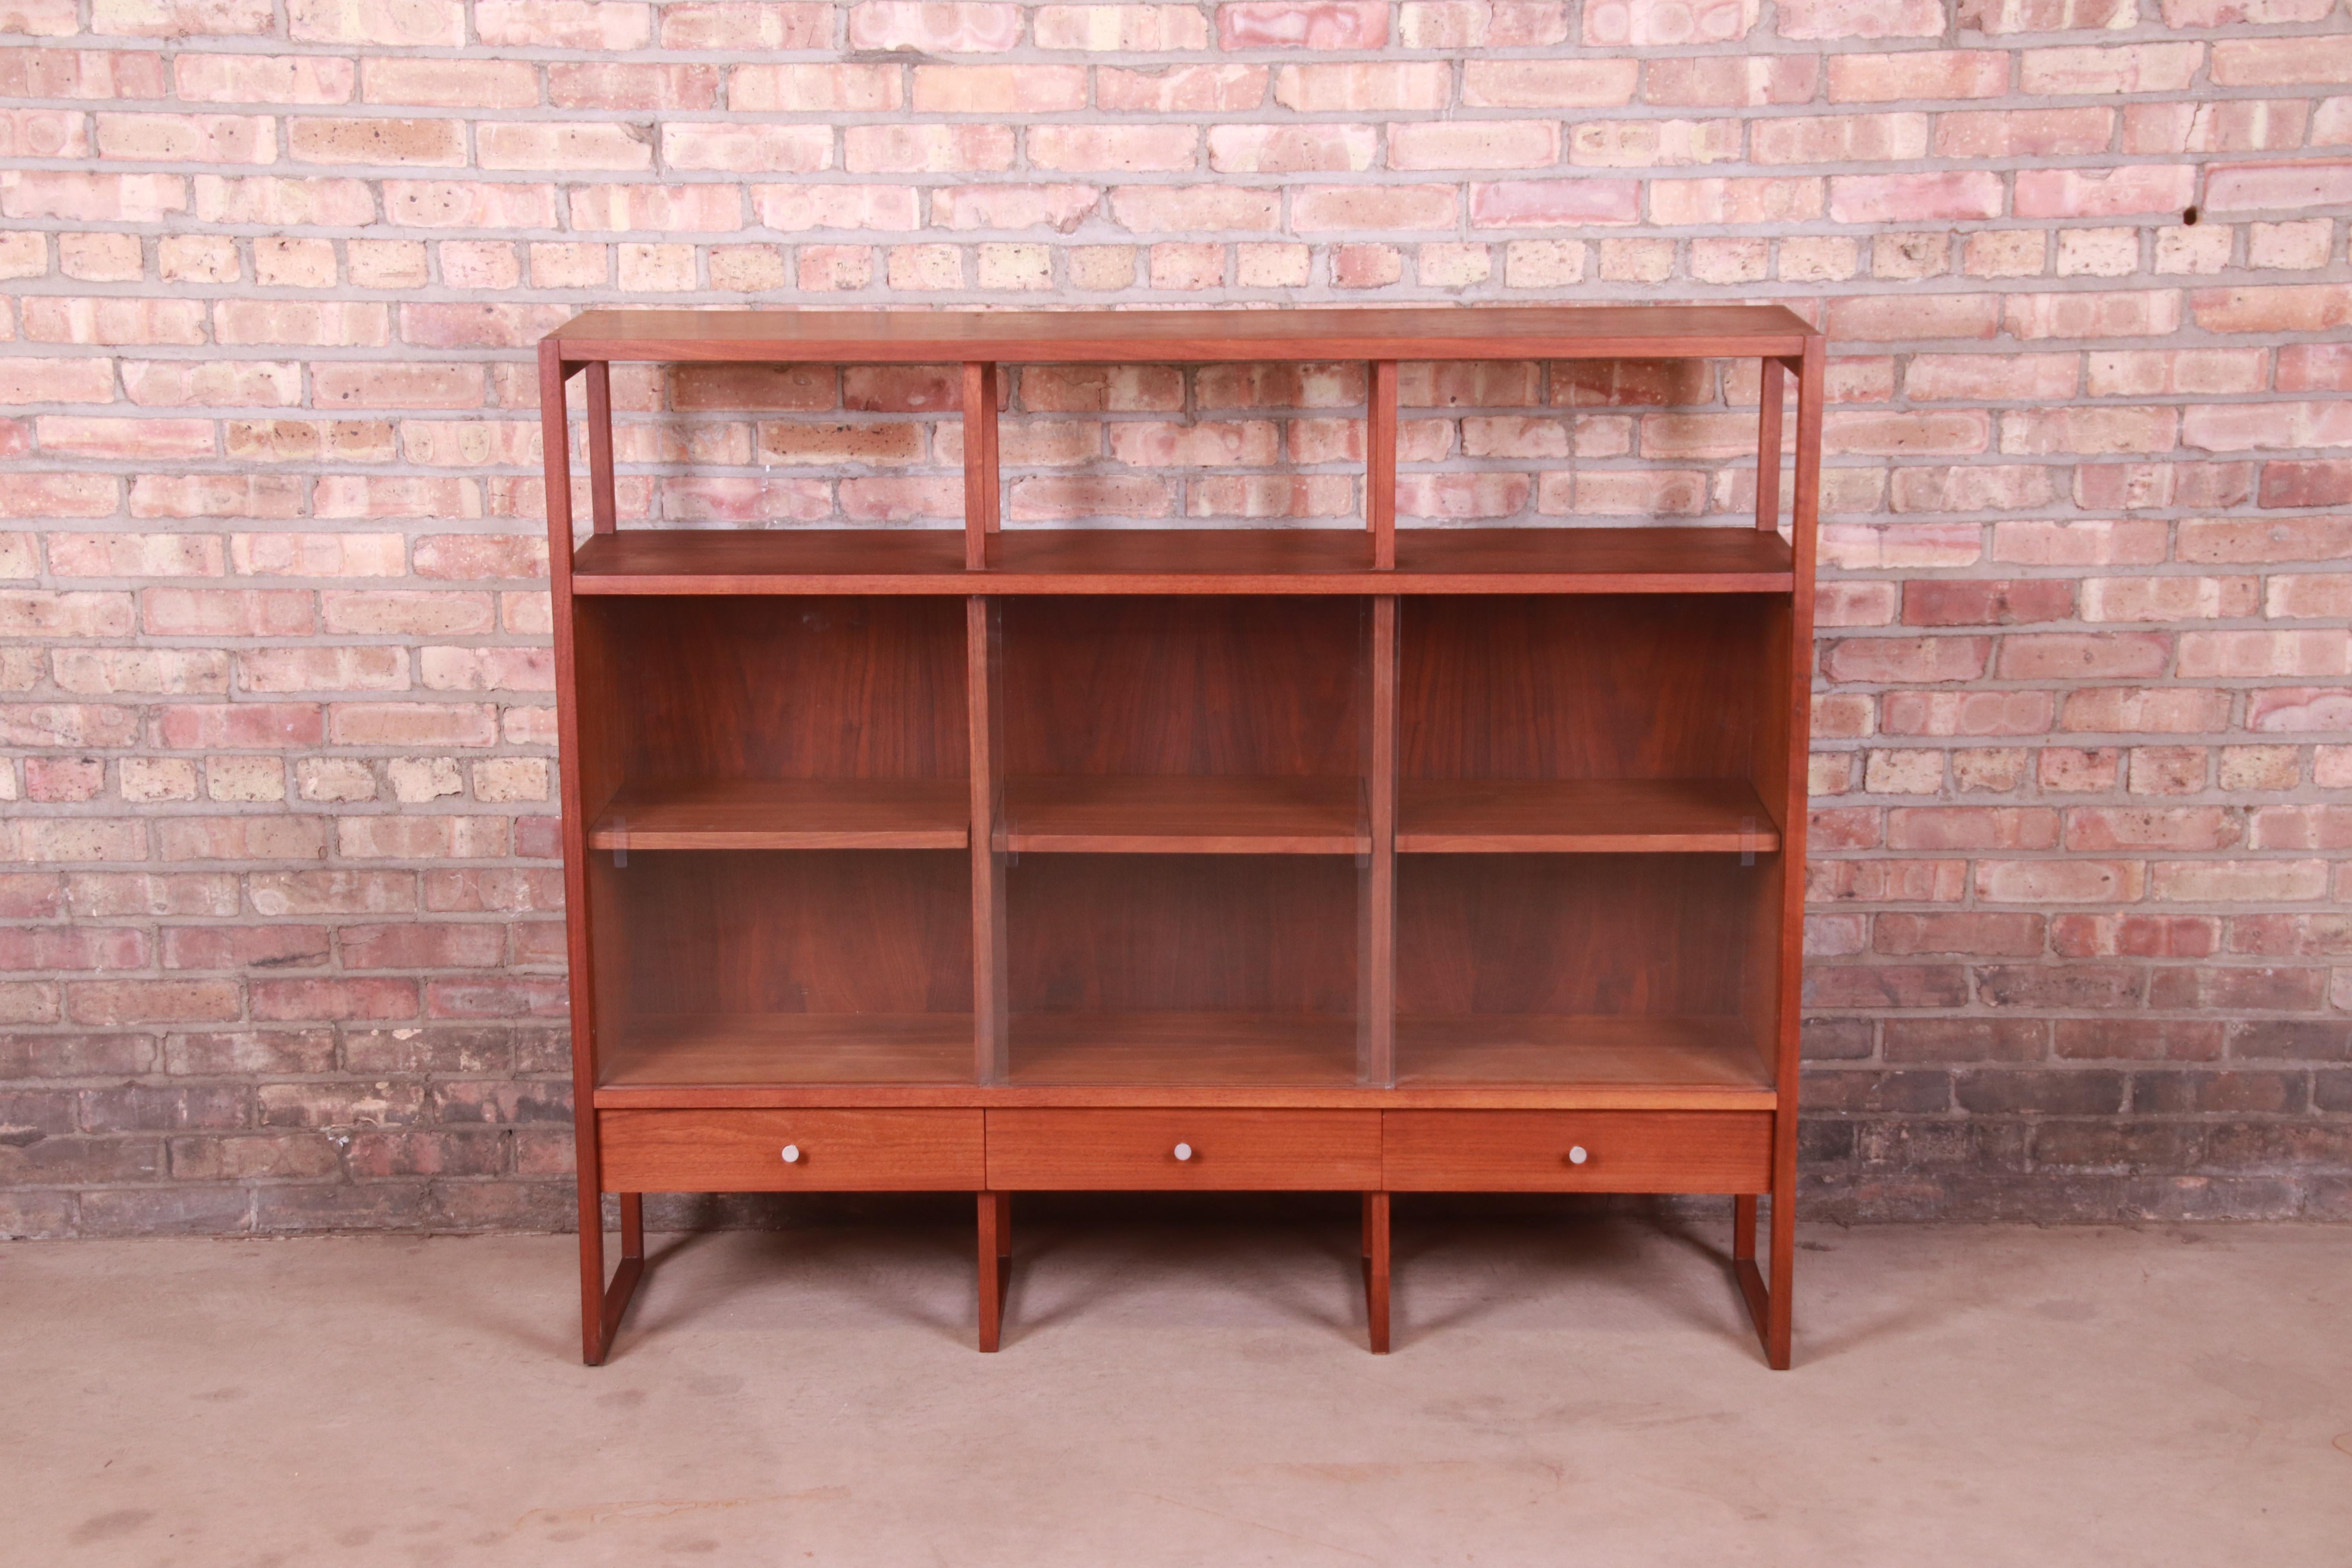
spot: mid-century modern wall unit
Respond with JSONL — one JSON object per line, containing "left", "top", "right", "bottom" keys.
{"left": 539, "top": 306, "right": 1824, "bottom": 1368}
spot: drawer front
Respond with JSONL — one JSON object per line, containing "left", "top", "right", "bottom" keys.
{"left": 987, "top": 1109, "right": 1382, "bottom": 1191}
{"left": 599, "top": 1109, "right": 985, "bottom": 1192}
{"left": 1383, "top": 1111, "right": 1773, "bottom": 1194}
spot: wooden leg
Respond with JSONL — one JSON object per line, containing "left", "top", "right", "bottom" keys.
{"left": 1731, "top": 1191, "right": 1791, "bottom": 1370}
{"left": 583, "top": 1190, "right": 646, "bottom": 1367}
{"left": 978, "top": 1191, "right": 1010, "bottom": 1353}
{"left": 1767, "top": 1184, "right": 1795, "bottom": 1371}
{"left": 620, "top": 1191, "right": 644, "bottom": 1261}
{"left": 1362, "top": 1191, "right": 1390, "bottom": 1355}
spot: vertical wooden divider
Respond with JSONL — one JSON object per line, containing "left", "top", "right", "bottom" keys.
{"left": 584, "top": 359, "right": 617, "bottom": 534}
{"left": 1369, "top": 360, "right": 1399, "bottom": 568}
{"left": 1359, "top": 596, "right": 1397, "bottom": 1087}
{"left": 1755, "top": 359, "right": 1784, "bottom": 534}
{"left": 961, "top": 361, "right": 1000, "bottom": 570}
{"left": 969, "top": 597, "right": 1008, "bottom": 1084}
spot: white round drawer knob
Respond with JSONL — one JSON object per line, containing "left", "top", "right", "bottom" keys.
{"left": 1567, "top": 1145, "right": 1589, "bottom": 1166}
{"left": 780, "top": 1144, "right": 801, "bottom": 1164}
{"left": 1173, "top": 1142, "right": 1193, "bottom": 1162}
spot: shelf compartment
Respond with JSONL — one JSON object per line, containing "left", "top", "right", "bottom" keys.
{"left": 1004, "top": 775, "right": 1366, "bottom": 855}
{"left": 590, "top": 779, "right": 968, "bottom": 852}
{"left": 569, "top": 525, "right": 1794, "bottom": 595}
{"left": 600, "top": 1013, "right": 975, "bottom": 1091}
{"left": 1395, "top": 1015, "right": 1773, "bottom": 1105}
{"left": 1398, "top": 778, "right": 1778, "bottom": 854}
{"left": 1005, "top": 1011, "right": 1358, "bottom": 1087}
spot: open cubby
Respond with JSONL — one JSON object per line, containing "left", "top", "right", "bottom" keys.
{"left": 1000, "top": 595, "right": 1369, "bottom": 853}
{"left": 592, "top": 849, "right": 973, "bottom": 1090}
{"left": 1395, "top": 853, "right": 1774, "bottom": 1093}
{"left": 545, "top": 306, "right": 1822, "bottom": 1368}
{"left": 1004, "top": 854, "right": 1360, "bottom": 1086}
{"left": 581, "top": 594, "right": 969, "bottom": 851}
{"left": 1399, "top": 594, "right": 1783, "bottom": 853}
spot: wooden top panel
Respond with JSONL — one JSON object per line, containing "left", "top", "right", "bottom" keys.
{"left": 550, "top": 305, "right": 1819, "bottom": 364}
{"left": 568, "top": 526, "right": 1795, "bottom": 595}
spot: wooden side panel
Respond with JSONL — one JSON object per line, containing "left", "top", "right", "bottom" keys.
{"left": 604, "top": 596, "right": 968, "bottom": 784}
{"left": 542, "top": 341, "right": 608, "bottom": 1364}
{"left": 1383, "top": 1110, "right": 1773, "bottom": 1193}
{"left": 1397, "top": 854, "right": 1750, "bottom": 1018}
{"left": 1401, "top": 595, "right": 1769, "bottom": 782}
{"left": 600, "top": 1108, "right": 985, "bottom": 1191}
{"left": 1000, "top": 596, "right": 1365, "bottom": 778}
{"left": 987, "top": 1108, "right": 1381, "bottom": 1189}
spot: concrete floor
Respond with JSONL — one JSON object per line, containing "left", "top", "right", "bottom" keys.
{"left": 5, "top": 1206, "right": 2349, "bottom": 1567}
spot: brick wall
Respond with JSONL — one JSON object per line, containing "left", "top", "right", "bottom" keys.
{"left": 3, "top": 0, "right": 2349, "bottom": 1236}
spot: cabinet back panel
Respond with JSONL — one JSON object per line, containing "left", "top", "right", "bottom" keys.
{"left": 1001, "top": 596, "right": 1365, "bottom": 778}
{"left": 1009, "top": 855, "right": 1356, "bottom": 1013}
{"left": 1401, "top": 595, "right": 1765, "bottom": 781}
{"left": 1397, "top": 854, "right": 1752, "bottom": 1017}
{"left": 612, "top": 850, "right": 973, "bottom": 1016}
{"left": 598, "top": 596, "right": 968, "bottom": 782}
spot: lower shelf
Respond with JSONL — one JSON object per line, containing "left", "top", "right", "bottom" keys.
{"left": 591, "top": 1012, "right": 1773, "bottom": 1111}
{"left": 1007, "top": 1011, "right": 1358, "bottom": 1087}
{"left": 601, "top": 1013, "right": 975, "bottom": 1090}
{"left": 1396, "top": 1015, "right": 1772, "bottom": 1099}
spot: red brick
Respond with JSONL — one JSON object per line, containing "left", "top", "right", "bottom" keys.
{"left": 2016, "top": 165, "right": 2196, "bottom": 219}
{"left": 2191, "top": 284, "right": 2352, "bottom": 334}
{"left": 1822, "top": 636, "right": 1991, "bottom": 684}
{"left": 1902, "top": 579, "right": 2076, "bottom": 626}
{"left": 1218, "top": 0, "right": 1390, "bottom": 47}
{"left": 1875, "top": 914, "right": 2047, "bottom": 958}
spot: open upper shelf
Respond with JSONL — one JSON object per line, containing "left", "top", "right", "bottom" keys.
{"left": 550, "top": 304, "right": 1818, "bottom": 364}
{"left": 1398, "top": 779, "right": 1780, "bottom": 854}
{"left": 1004, "top": 776, "right": 1366, "bottom": 855}
{"left": 590, "top": 779, "right": 968, "bottom": 852}
{"left": 568, "top": 526, "right": 1796, "bottom": 596}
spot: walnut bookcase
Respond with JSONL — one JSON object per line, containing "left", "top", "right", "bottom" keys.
{"left": 539, "top": 306, "right": 1824, "bottom": 1368}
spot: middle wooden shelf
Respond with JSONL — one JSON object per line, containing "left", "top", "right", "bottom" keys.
{"left": 587, "top": 775, "right": 1780, "bottom": 857}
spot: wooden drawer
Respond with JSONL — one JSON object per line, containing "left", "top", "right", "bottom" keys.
{"left": 599, "top": 1109, "right": 985, "bottom": 1192}
{"left": 1383, "top": 1111, "right": 1773, "bottom": 1194}
{"left": 987, "top": 1109, "right": 1382, "bottom": 1191}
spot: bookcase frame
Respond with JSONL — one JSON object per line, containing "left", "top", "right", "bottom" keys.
{"left": 540, "top": 307, "right": 1824, "bottom": 1368}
